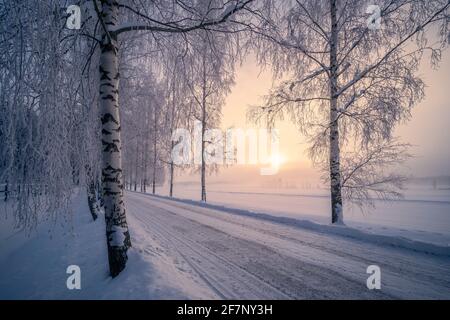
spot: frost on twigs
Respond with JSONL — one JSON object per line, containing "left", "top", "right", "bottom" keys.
{"left": 248, "top": 0, "right": 448, "bottom": 222}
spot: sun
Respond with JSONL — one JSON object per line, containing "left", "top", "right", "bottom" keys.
{"left": 270, "top": 154, "right": 286, "bottom": 169}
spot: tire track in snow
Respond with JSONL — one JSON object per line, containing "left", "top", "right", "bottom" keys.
{"left": 142, "top": 193, "right": 450, "bottom": 295}
{"left": 128, "top": 200, "right": 292, "bottom": 299}
{"left": 126, "top": 193, "right": 392, "bottom": 299}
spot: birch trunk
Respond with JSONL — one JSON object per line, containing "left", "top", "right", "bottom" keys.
{"left": 200, "top": 51, "right": 207, "bottom": 202}
{"left": 328, "top": 0, "right": 343, "bottom": 224}
{"left": 201, "top": 113, "right": 206, "bottom": 202}
{"left": 4, "top": 182, "right": 8, "bottom": 202}
{"left": 152, "top": 105, "right": 157, "bottom": 194}
{"left": 143, "top": 167, "right": 147, "bottom": 193}
{"left": 99, "top": 0, "right": 131, "bottom": 277}
{"left": 169, "top": 140, "right": 174, "bottom": 197}
{"left": 134, "top": 137, "right": 139, "bottom": 191}
{"left": 143, "top": 108, "right": 149, "bottom": 193}
{"left": 87, "top": 179, "right": 98, "bottom": 221}
{"left": 169, "top": 78, "right": 176, "bottom": 198}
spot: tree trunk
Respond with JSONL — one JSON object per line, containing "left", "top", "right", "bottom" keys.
{"left": 328, "top": 0, "right": 343, "bottom": 224}
{"left": 169, "top": 141, "right": 174, "bottom": 197}
{"left": 143, "top": 107, "right": 149, "bottom": 193}
{"left": 135, "top": 135, "right": 139, "bottom": 192}
{"left": 152, "top": 172, "right": 156, "bottom": 194}
{"left": 201, "top": 118, "right": 206, "bottom": 202}
{"left": 87, "top": 180, "right": 98, "bottom": 221}
{"left": 99, "top": 0, "right": 131, "bottom": 277}
{"left": 86, "top": 164, "right": 100, "bottom": 221}
{"left": 169, "top": 74, "right": 176, "bottom": 198}
{"left": 200, "top": 50, "right": 207, "bottom": 202}
{"left": 96, "top": 179, "right": 104, "bottom": 207}
{"left": 4, "top": 181, "right": 8, "bottom": 202}
{"left": 152, "top": 104, "right": 157, "bottom": 195}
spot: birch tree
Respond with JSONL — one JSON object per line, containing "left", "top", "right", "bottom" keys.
{"left": 249, "top": 0, "right": 449, "bottom": 224}
{"left": 121, "top": 63, "right": 163, "bottom": 194}
{"left": 184, "top": 29, "right": 236, "bottom": 201}
{"left": 0, "top": 0, "right": 98, "bottom": 227}
{"left": 92, "top": 0, "right": 255, "bottom": 275}
{"left": 0, "top": 0, "right": 257, "bottom": 277}
{"left": 160, "top": 54, "right": 191, "bottom": 197}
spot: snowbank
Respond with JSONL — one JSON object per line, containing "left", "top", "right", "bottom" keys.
{"left": 136, "top": 192, "right": 450, "bottom": 257}
{"left": 0, "top": 192, "right": 213, "bottom": 299}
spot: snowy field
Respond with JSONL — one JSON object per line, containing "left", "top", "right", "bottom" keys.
{"left": 153, "top": 182, "right": 450, "bottom": 247}
{"left": 0, "top": 190, "right": 449, "bottom": 299}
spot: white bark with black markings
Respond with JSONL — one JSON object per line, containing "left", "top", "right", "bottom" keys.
{"left": 328, "top": 0, "right": 343, "bottom": 224}
{"left": 99, "top": 0, "right": 131, "bottom": 278}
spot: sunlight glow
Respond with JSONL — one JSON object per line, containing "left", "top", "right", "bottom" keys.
{"left": 270, "top": 154, "right": 286, "bottom": 169}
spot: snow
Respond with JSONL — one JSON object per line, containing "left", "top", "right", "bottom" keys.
{"left": 1, "top": 189, "right": 449, "bottom": 299}
{"left": 133, "top": 191, "right": 450, "bottom": 256}
{"left": 335, "top": 203, "right": 343, "bottom": 225}
{"left": 153, "top": 182, "right": 450, "bottom": 247}
{"left": 0, "top": 193, "right": 211, "bottom": 299}
{"left": 109, "top": 225, "right": 127, "bottom": 247}
{"left": 222, "top": 4, "right": 236, "bottom": 17}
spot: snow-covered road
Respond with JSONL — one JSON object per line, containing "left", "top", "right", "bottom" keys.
{"left": 125, "top": 192, "right": 450, "bottom": 299}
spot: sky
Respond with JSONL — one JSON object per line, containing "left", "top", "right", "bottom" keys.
{"left": 219, "top": 48, "right": 450, "bottom": 179}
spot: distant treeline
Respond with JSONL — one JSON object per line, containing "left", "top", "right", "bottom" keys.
{"left": 407, "top": 176, "right": 450, "bottom": 188}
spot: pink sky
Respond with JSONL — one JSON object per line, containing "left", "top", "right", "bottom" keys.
{"left": 220, "top": 49, "right": 450, "bottom": 178}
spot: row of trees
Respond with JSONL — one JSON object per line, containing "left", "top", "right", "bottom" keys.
{"left": 120, "top": 27, "right": 236, "bottom": 202}
{"left": 1, "top": 0, "right": 448, "bottom": 276}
